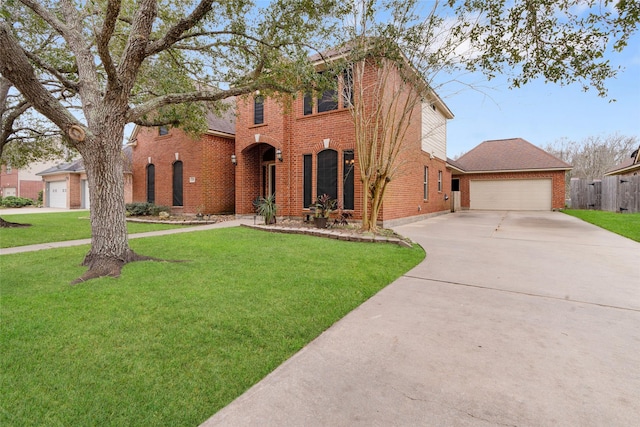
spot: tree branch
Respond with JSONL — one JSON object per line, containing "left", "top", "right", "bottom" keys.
{"left": 127, "top": 82, "right": 292, "bottom": 123}
{"left": 117, "top": 0, "right": 156, "bottom": 92}
{"left": 97, "top": 0, "right": 122, "bottom": 90}
{"left": 145, "top": 0, "right": 215, "bottom": 56}
{"left": 18, "top": 0, "right": 72, "bottom": 38}
{"left": 24, "top": 51, "right": 79, "bottom": 92}
{"left": 0, "top": 23, "right": 85, "bottom": 143}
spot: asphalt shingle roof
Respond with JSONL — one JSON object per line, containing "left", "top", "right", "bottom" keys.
{"left": 205, "top": 97, "right": 235, "bottom": 135}
{"left": 454, "top": 138, "right": 571, "bottom": 172}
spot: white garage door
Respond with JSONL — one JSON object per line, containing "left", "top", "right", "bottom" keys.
{"left": 48, "top": 180, "right": 67, "bottom": 208}
{"left": 470, "top": 179, "right": 552, "bottom": 211}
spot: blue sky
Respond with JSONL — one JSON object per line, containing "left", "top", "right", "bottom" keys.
{"left": 439, "top": 33, "right": 640, "bottom": 158}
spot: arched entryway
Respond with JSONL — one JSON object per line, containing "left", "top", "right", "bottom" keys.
{"left": 238, "top": 143, "right": 277, "bottom": 214}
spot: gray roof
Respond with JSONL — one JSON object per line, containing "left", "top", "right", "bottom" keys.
{"left": 206, "top": 99, "right": 235, "bottom": 135}
{"left": 37, "top": 147, "right": 134, "bottom": 176}
{"left": 37, "top": 158, "right": 84, "bottom": 176}
{"left": 454, "top": 138, "right": 572, "bottom": 172}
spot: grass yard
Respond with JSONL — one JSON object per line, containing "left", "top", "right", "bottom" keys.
{"left": 0, "top": 211, "right": 189, "bottom": 248}
{"left": 562, "top": 209, "right": 640, "bottom": 242}
{"left": 0, "top": 227, "right": 424, "bottom": 426}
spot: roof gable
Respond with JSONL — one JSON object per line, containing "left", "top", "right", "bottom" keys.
{"left": 455, "top": 138, "right": 572, "bottom": 172}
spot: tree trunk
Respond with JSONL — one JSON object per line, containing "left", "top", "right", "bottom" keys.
{"left": 360, "top": 175, "right": 372, "bottom": 231}
{"left": 71, "top": 123, "right": 151, "bottom": 284}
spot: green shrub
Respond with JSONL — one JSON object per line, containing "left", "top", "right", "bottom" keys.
{"left": 125, "top": 202, "right": 170, "bottom": 216}
{"left": 0, "top": 196, "right": 34, "bottom": 208}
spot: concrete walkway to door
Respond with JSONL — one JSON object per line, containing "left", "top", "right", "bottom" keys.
{"left": 202, "top": 211, "right": 640, "bottom": 426}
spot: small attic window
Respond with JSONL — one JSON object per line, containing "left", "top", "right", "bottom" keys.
{"left": 158, "top": 126, "right": 169, "bottom": 136}
{"left": 430, "top": 103, "right": 436, "bottom": 112}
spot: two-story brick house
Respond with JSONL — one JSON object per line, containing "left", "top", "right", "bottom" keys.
{"left": 233, "top": 56, "right": 454, "bottom": 226}
{"left": 127, "top": 53, "right": 454, "bottom": 225}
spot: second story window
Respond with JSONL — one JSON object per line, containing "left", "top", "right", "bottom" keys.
{"left": 303, "top": 93, "right": 313, "bottom": 116}
{"left": 317, "top": 75, "right": 338, "bottom": 113}
{"left": 254, "top": 95, "right": 264, "bottom": 125}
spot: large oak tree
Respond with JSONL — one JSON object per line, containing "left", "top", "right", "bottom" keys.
{"left": 0, "top": 0, "right": 341, "bottom": 282}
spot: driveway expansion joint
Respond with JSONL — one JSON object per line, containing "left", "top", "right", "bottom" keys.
{"left": 404, "top": 274, "right": 640, "bottom": 313}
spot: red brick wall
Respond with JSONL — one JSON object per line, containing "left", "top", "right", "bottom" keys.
{"left": 456, "top": 170, "right": 567, "bottom": 209}
{"left": 19, "top": 180, "right": 43, "bottom": 201}
{"left": 201, "top": 134, "right": 235, "bottom": 213}
{"left": 131, "top": 127, "right": 235, "bottom": 214}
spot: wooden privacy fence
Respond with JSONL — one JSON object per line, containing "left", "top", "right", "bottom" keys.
{"left": 570, "top": 176, "right": 640, "bottom": 213}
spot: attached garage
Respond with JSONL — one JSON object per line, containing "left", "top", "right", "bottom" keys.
{"left": 470, "top": 179, "right": 552, "bottom": 211}
{"left": 47, "top": 180, "right": 67, "bottom": 208}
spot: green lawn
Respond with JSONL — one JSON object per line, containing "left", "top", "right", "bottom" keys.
{"left": 0, "top": 211, "right": 188, "bottom": 248}
{"left": 0, "top": 227, "right": 424, "bottom": 426}
{"left": 562, "top": 209, "right": 640, "bottom": 242}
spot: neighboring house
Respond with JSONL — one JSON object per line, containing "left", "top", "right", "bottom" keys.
{"left": 233, "top": 56, "right": 455, "bottom": 226}
{"left": 37, "top": 148, "right": 133, "bottom": 209}
{"left": 604, "top": 146, "right": 640, "bottom": 177}
{"left": 449, "top": 138, "right": 572, "bottom": 211}
{"left": 129, "top": 108, "right": 236, "bottom": 214}
{"left": 0, "top": 160, "right": 62, "bottom": 200}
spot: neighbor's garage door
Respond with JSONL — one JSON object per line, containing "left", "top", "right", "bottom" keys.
{"left": 48, "top": 180, "right": 67, "bottom": 208}
{"left": 470, "top": 179, "right": 552, "bottom": 211}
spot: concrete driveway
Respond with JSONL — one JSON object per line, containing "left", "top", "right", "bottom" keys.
{"left": 202, "top": 211, "right": 640, "bottom": 426}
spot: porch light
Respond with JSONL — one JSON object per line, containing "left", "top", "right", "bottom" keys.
{"left": 231, "top": 154, "right": 237, "bottom": 165}
{"left": 276, "top": 149, "right": 283, "bottom": 162}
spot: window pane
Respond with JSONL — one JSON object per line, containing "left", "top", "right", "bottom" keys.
{"left": 159, "top": 126, "right": 168, "bottom": 136}
{"left": 438, "top": 170, "right": 443, "bottom": 192}
{"left": 424, "top": 166, "right": 428, "bottom": 200}
{"left": 303, "top": 93, "right": 313, "bottom": 115}
{"left": 318, "top": 88, "right": 338, "bottom": 112}
{"left": 173, "top": 161, "right": 183, "bottom": 206}
{"left": 343, "top": 151, "right": 354, "bottom": 210}
{"left": 303, "top": 155, "right": 312, "bottom": 208}
{"left": 254, "top": 96, "right": 264, "bottom": 125}
{"left": 146, "top": 164, "right": 155, "bottom": 204}
{"left": 317, "top": 150, "right": 338, "bottom": 200}
{"left": 318, "top": 73, "right": 338, "bottom": 113}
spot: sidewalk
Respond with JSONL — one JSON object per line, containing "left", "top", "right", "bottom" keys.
{"left": 0, "top": 219, "right": 250, "bottom": 255}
